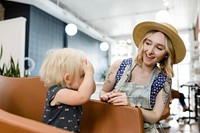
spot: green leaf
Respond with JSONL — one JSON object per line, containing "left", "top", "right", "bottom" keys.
{"left": 0, "top": 45, "right": 3, "bottom": 60}
{"left": 0, "top": 46, "right": 22, "bottom": 77}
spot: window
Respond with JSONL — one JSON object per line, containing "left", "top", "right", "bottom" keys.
{"left": 111, "top": 39, "right": 135, "bottom": 64}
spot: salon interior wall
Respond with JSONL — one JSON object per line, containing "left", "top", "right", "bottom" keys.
{"left": 190, "top": 15, "right": 200, "bottom": 85}
{"left": 0, "top": 17, "right": 26, "bottom": 77}
{"left": 2, "top": 1, "right": 109, "bottom": 82}
{"left": 171, "top": 25, "right": 199, "bottom": 92}
{"left": 67, "top": 32, "right": 109, "bottom": 81}
{"left": 171, "top": 28, "right": 194, "bottom": 90}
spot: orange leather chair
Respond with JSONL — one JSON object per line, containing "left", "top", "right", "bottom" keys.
{"left": 81, "top": 99, "right": 145, "bottom": 133}
{"left": 157, "top": 102, "right": 170, "bottom": 133}
{"left": 0, "top": 76, "right": 47, "bottom": 121}
{"left": 0, "top": 75, "right": 145, "bottom": 133}
{"left": 0, "top": 109, "right": 68, "bottom": 133}
{"left": 0, "top": 76, "right": 69, "bottom": 133}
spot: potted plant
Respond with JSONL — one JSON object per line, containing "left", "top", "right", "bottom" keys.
{"left": 0, "top": 45, "right": 20, "bottom": 77}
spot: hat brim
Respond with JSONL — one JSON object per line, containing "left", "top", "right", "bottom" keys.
{"left": 133, "top": 21, "right": 186, "bottom": 64}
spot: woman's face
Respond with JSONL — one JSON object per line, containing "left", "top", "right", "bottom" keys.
{"left": 142, "top": 32, "right": 167, "bottom": 67}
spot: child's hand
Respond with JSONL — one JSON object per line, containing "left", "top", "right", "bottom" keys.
{"left": 82, "top": 59, "right": 94, "bottom": 75}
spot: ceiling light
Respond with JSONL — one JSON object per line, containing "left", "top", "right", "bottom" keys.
{"left": 126, "top": 39, "right": 132, "bottom": 44}
{"left": 65, "top": 23, "right": 77, "bottom": 36}
{"left": 164, "top": 1, "right": 169, "bottom": 7}
{"left": 100, "top": 42, "right": 109, "bottom": 51}
{"left": 155, "top": 10, "right": 171, "bottom": 23}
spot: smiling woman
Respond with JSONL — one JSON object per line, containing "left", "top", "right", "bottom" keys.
{"left": 142, "top": 32, "right": 168, "bottom": 67}
{"left": 99, "top": 21, "right": 186, "bottom": 133}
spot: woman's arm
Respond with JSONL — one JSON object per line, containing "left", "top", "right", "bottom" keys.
{"left": 140, "top": 90, "right": 167, "bottom": 124}
{"left": 99, "top": 60, "right": 122, "bottom": 101}
{"left": 108, "top": 77, "right": 172, "bottom": 124}
{"left": 141, "top": 78, "right": 171, "bottom": 124}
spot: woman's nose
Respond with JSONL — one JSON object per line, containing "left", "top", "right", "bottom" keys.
{"left": 147, "top": 46, "right": 155, "bottom": 54}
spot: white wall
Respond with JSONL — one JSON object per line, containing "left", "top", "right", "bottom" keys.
{"left": 91, "top": 82, "right": 103, "bottom": 100}
{"left": 0, "top": 17, "right": 26, "bottom": 77}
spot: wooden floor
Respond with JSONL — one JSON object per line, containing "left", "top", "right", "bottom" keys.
{"left": 159, "top": 99, "right": 199, "bottom": 133}
{"left": 160, "top": 117, "right": 198, "bottom": 133}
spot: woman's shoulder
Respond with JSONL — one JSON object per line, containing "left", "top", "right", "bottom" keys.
{"left": 158, "top": 70, "right": 166, "bottom": 76}
{"left": 156, "top": 70, "right": 172, "bottom": 83}
{"left": 112, "top": 58, "right": 133, "bottom": 67}
{"left": 111, "top": 59, "right": 123, "bottom": 70}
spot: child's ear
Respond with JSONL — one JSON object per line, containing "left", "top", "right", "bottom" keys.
{"left": 63, "top": 73, "right": 71, "bottom": 84}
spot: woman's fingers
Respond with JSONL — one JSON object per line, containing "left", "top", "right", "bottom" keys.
{"left": 108, "top": 96, "right": 128, "bottom": 105}
{"left": 99, "top": 92, "right": 109, "bottom": 101}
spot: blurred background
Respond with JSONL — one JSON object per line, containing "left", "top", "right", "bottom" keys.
{"left": 0, "top": 0, "right": 199, "bottom": 89}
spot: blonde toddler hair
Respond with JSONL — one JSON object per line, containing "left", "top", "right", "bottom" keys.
{"left": 40, "top": 48, "right": 85, "bottom": 87}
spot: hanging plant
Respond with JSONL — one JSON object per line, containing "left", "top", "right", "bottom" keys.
{"left": 0, "top": 45, "right": 21, "bottom": 77}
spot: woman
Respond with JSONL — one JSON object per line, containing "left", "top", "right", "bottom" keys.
{"left": 99, "top": 21, "right": 186, "bottom": 132}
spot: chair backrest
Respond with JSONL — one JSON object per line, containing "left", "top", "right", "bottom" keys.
{"left": 80, "top": 99, "right": 145, "bottom": 133}
{"left": 0, "top": 76, "right": 47, "bottom": 122}
{"left": 160, "top": 102, "right": 170, "bottom": 120}
{"left": 0, "top": 108, "right": 69, "bottom": 133}
{"left": 0, "top": 76, "right": 145, "bottom": 133}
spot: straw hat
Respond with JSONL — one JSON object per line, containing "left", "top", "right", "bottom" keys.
{"left": 133, "top": 21, "right": 186, "bottom": 64}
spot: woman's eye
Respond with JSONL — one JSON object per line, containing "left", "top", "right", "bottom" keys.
{"left": 157, "top": 47, "right": 163, "bottom": 50}
{"left": 145, "top": 42, "right": 151, "bottom": 45}
{"left": 81, "top": 74, "right": 85, "bottom": 78}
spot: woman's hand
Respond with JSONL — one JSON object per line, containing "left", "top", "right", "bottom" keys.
{"left": 99, "top": 90, "right": 110, "bottom": 101}
{"left": 107, "top": 90, "right": 129, "bottom": 105}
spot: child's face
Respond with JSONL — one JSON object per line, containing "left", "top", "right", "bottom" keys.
{"left": 70, "top": 71, "right": 85, "bottom": 90}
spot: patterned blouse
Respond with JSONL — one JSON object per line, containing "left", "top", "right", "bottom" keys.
{"left": 42, "top": 85, "right": 82, "bottom": 133}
